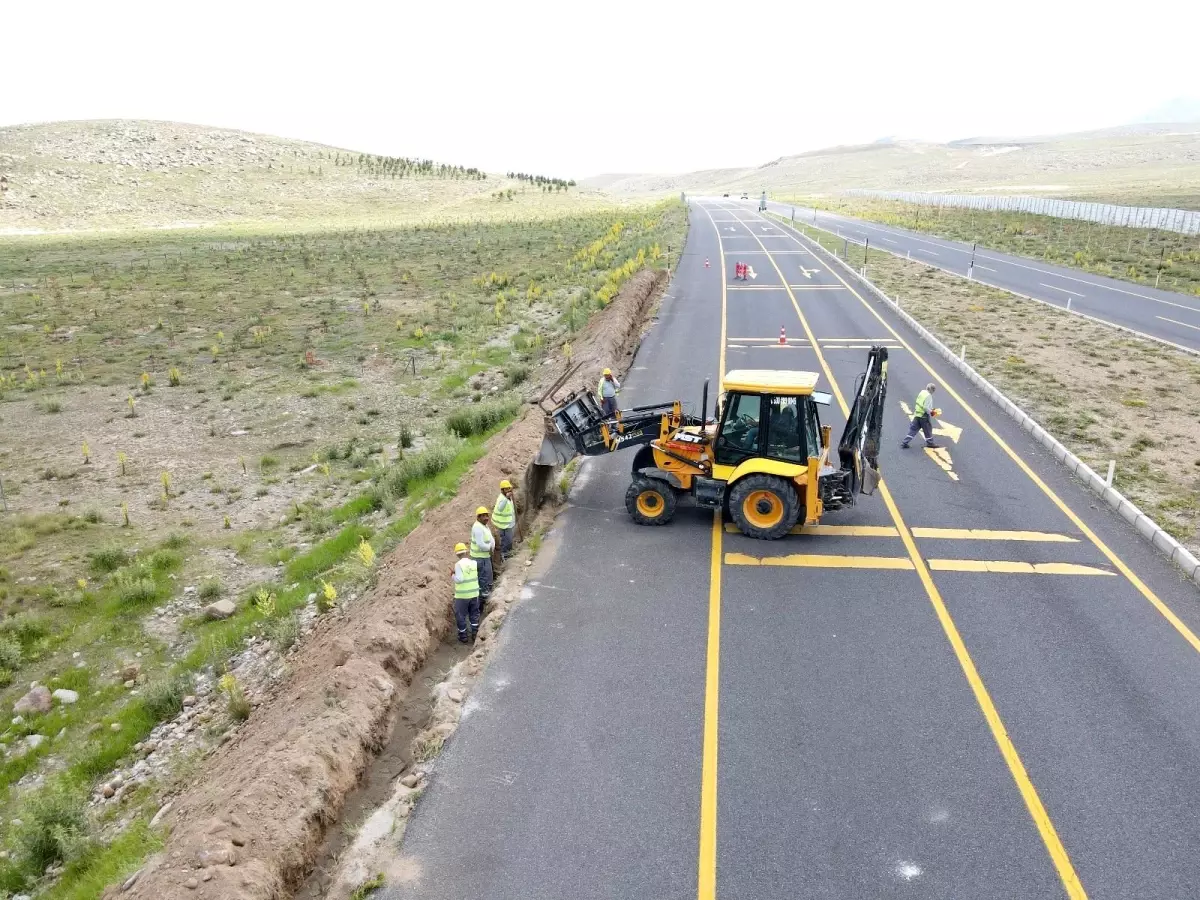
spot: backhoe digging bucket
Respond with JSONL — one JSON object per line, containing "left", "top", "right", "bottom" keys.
{"left": 838, "top": 345, "right": 889, "bottom": 496}
{"left": 536, "top": 432, "right": 579, "bottom": 467}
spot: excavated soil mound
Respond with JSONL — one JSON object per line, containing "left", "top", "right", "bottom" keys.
{"left": 109, "top": 269, "right": 667, "bottom": 900}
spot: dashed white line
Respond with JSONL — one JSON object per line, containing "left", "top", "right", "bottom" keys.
{"left": 1039, "top": 283, "right": 1085, "bottom": 298}
{"left": 1157, "top": 316, "right": 1200, "bottom": 333}
{"left": 917, "top": 248, "right": 940, "bottom": 257}
{"left": 973, "top": 264, "right": 997, "bottom": 272}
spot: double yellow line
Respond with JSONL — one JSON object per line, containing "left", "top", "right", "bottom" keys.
{"left": 694, "top": 204, "right": 1088, "bottom": 898}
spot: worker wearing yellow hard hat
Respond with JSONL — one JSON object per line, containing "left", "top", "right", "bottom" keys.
{"left": 900, "top": 382, "right": 941, "bottom": 449}
{"left": 470, "top": 505, "right": 496, "bottom": 603}
{"left": 598, "top": 367, "right": 621, "bottom": 417}
{"left": 451, "top": 541, "right": 480, "bottom": 643}
{"left": 492, "top": 478, "right": 517, "bottom": 559}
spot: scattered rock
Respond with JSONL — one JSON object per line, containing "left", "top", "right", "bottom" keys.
{"left": 110, "top": 722, "right": 122, "bottom": 731}
{"left": 204, "top": 599, "right": 237, "bottom": 620}
{"left": 124, "top": 680, "right": 137, "bottom": 689}
{"left": 184, "top": 877, "right": 198, "bottom": 889}
{"left": 400, "top": 773, "right": 420, "bottom": 789}
{"left": 184, "top": 585, "right": 197, "bottom": 595}
{"left": 448, "top": 689, "right": 464, "bottom": 703}
{"left": 150, "top": 802, "right": 173, "bottom": 827}
{"left": 230, "top": 833, "right": 245, "bottom": 847}
{"left": 182, "top": 695, "right": 196, "bottom": 708}
{"left": 102, "top": 784, "right": 116, "bottom": 798}
{"left": 14, "top": 685, "right": 52, "bottom": 715}
{"left": 11, "top": 716, "right": 24, "bottom": 726}
{"left": 24, "top": 734, "right": 45, "bottom": 750}
{"left": 121, "top": 661, "right": 142, "bottom": 681}
{"left": 52, "top": 688, "right": 79, "bottom": 705}
{"left": 201, "top": 870, "right": 212, "bottom": 882}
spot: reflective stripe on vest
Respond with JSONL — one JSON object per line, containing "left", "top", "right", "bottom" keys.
{"left": 454, "top": 558, "right": 479, "bottom": 599}
{"left": 470, "top": 521, "right": 493, "bottom": 558}
{"left": 492, "top": 494, "right": 515, "bottom": 529}
{"left": 914, "top": 389, "right": 932, "bottom": 418}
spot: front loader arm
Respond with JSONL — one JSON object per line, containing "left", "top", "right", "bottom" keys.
{"left": 837, "top": 345, "right": 889, "bottom": 496}
{"left": 536, "top": 387, "right": 702, "bottom": 466}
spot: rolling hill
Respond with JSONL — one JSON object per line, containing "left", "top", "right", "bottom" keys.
{"left": 587, "top": 124, "right": 1200, "bottom": 209}
{"left": 0, "top": 120, "right": 607, "bottom": 233}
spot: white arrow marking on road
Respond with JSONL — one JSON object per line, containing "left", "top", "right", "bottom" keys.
{"left": 746, "top": 265, "right": 757, "bottom": 280}
{"left": 798, "top": 266, "right": 821, "bottom": 279}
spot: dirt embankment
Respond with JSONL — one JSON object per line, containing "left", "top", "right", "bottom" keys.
{"left": 108, "top": 269, "right": 667, "bottom": 900}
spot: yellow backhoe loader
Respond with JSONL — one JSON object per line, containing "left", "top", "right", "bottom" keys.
{"left": 536, "top": 347, "right": 888, "bottom": 539}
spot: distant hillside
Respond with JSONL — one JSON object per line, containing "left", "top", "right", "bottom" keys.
{"left": 587, "top": 125, "right": 1200, "bottom": 208}
{"left": 0, "top": 120, "right": 602, "bottom": 233}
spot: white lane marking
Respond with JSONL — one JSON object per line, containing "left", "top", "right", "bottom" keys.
{"left": 1039, "top": 283, "right": 1085, "bottom": 297}
{"left": 895, "top": 862, "right": 923, "bottom": 882}
{"left": 1157, "top": 315, "right": 1200, "bottom": 333}
{"left": 881, "top": 237, "right": 899, "bottom": 245}
{"left": 973, "top": 264, "right": 997, "bottom": 272}
{"left": 917, "top": 248, "right": 940, "bottom": 257}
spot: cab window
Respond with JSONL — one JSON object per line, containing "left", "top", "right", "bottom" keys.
{"left": 765, "top": 396, "right": 804, "bottom": 462}
{"left": 714, "top": 393, "right": 763, "bottom": 465}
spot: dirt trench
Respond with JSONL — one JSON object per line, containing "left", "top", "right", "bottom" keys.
{"left": 108, "top": 268, "right": 667, "bottom": 900}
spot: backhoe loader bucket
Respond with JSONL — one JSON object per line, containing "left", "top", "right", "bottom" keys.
{"left": 838, "top": 345, "right": 889, "bottom": 496}
{"left": 536, "top": 389, "right": 605, "bottom": 466}
{"left": 536, "top": 431, "right": 579, "bottom": 467}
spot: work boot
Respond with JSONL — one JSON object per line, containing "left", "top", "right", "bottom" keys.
{"left": 899, "top": 440, "right": 911, "bottom": 449}
{"left": 924, "top": 440, "right": 940, "bottom": 449}
{"left": 457, "top": 632, "right": 470, "bottom": 645}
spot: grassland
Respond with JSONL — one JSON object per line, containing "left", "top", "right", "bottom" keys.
{"left": 0, "top": 201, "right": 686, "bottom": 896}
{"left": 782, "top": 217, "right": 1200, "bottom": 551}
{"left": 790, "top": 196, "right": 1200, "bottom": 296}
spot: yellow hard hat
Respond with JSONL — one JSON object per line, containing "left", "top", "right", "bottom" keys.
{"left": 500, "top": 479, "right": 513, "bottom": 489}
{"left": 476, "top": 506, "right": 489, "bottom": 516}
{"left": 454, "top": 542, "right": 468, "bottom": 554}
{"left": 602, "top": 368, "right": 612, "bottom": 376}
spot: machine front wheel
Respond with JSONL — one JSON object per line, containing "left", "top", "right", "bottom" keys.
{"left": 728, "top": 474, "right": 800, "bottom": 540}
{"left": 625, "top": 477, "right": 678, "bottom": 526}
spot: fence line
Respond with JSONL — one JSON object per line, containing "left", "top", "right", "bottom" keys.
{"left": 843, "top": 189, "right": 1200, "bottom": 236}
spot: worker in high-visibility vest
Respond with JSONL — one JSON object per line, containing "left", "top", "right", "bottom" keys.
{"left": 451, "top": 542, "right": 480, "bottom": 643}
{"left": 470, "top": 506, "right": 496, "bottom": 601}
{"left": 492, "top": 479, "right": 517, "bottom": 559}
{"left": 900, "top": 382, "right": 941, "bottom": 449}
{"left": 598, "top": 367, "right": 621, "bottom": 417}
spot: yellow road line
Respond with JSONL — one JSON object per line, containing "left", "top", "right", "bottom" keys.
{"left": 913, "top": 528, "right": 1079, "bottom": 543}
{"left": 770, "top": 212, "right": 1200, "bottom": 660}
{"left": 724, "top": 523, "right": 900, "bottom": 537}
{"left": 696, "top": 206, "right": 729, "bottom": 900}
{"left": 725, "top": 552, "right": 914, "bottom": 569}
{"left": 928, "top": 559, "right": 1114, "bottom": 576}
{"left": 742, "top": 219, "right": 1088, "bottom": 899}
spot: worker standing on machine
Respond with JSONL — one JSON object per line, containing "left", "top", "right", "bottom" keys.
{"left": 598, "top": 368, "right": 621, "bottom": 417}
{"left": 451, "top": 542, "right": 480, "bottom": 643}
{"left": 470, "top": 506, "right": 496, "bottom": 601}
{"left": 492, "top": 479, "right": 517, "bottom": 559}
{"left": 900, "top": 382, "right": 941, "bottom": 449}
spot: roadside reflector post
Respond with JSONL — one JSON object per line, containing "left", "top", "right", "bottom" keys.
{"left": 1067, "top": 297, "right": 1072, "bottom": 311}
{"left": 960, "top": 345, "right": 966, "bottom": 361}
{"left": 1106, "top": 460, "right": 1116, "bottom": 487}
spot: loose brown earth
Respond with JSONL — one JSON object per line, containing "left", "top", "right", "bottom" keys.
{"left": 107, "top": 269, "right": 666, "bottom": 900}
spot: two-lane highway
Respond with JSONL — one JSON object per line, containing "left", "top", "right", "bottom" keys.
{"left": 385, "top": 200, "right": 1200, "bottom": 900}
{"left": 759, "top": 199, "right": 1200, "bottom": 354}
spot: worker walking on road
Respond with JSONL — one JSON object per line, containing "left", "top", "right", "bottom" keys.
{"left": 492, "top": 479, "right": 517, "bottom": 560}
{"left": 451, "top": 543, "right": 480, "bottom": 644}
{"left": 470, "top": 506, "right": 496, "bottom": 602}
{"left": 598, "top": 368, "right": 621, "bottom": 417}
{"left": 900, "top": 382, "right": 941, "bottom": 449}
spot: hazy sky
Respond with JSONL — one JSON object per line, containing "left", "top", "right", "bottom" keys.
{"left": 4, "top": 0, "right": 1197, "bottom": 177}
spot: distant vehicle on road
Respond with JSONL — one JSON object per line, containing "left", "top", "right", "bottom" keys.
{"left": 722, "top": 193, "right": 729, "bottom": 197}
{"left": 740, "top": 192, "right": 748, "bottom": 200}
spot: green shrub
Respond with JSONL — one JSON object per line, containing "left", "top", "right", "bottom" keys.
{"left": 142, "top": 675, "right": 188, "bottom": 722}
{"left": 446, "top": 399, "right": 520, "bottom": 438}
{"left": 199, "top": 579, "right": 223, "bottom": 601}
{"left": 260, "top": 455, "right": 280, "bottom": 474}
{"left": 0, "top": 612, "right": 52, "bottom": 649}
{"left": 149, "top": 548, "right": 184, "bottom": 572}
{"left": 88, "top": 546, "right": 128, "bottom": 574}
{"left": 382, "top": 437, "right": 462, "bottom": 497}
{"left": 504, "top": 364, "right": 531, "bottom": 388}
{"left": 11, "top": 780, "right": 92, "bottom": 875}
{"left": 82, "top": 509, "right": 104, "bottom": 525}
{"left": 268, "top": 612, "right": 301, "bottom": 651}
{"left": 112, "top": 570, "right": 160, "bottom": 606}
{"left": 162, "top": 532, "right": 189, "bottom": 550}
{"left": 285, "top": 524, "right": 372, "bottom": 582}
{"left": 398, "top": 423, "right": 415, "bottom": 449}
{"left": 0, "top": 634, "right": 22, "bottom": 670}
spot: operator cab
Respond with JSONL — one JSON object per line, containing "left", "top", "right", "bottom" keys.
{"left": 713, "top": 369, "right": 830, "bottom": 468}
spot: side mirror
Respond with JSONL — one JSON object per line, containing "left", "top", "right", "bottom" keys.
{"left": 812, "top": 390, "right": 833, "bottom": 406}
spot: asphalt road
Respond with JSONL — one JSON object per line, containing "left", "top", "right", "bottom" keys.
{"left": 756, "top": 199, "right": 1200, "bottom": 354}
{"left": 385, "top": 201, "right": 1200, "bottom": 899}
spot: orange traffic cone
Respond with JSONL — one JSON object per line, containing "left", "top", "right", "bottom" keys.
{"left": 704, "top": 257, "right": 710, "bottom": 268}
{"left": 779, "top": 326, "right": 787, "bottom": 346}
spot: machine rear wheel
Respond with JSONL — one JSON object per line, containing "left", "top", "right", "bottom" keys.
{"left": 729, "top": 474, "right": 799, "bottom": 540}
{"left": 625, "top": 477, "right": 677, "bottom": 526}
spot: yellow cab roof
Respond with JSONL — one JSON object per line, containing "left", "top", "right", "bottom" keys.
{"left": 722, "top": 369, "right": 820, "bottom": 396}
